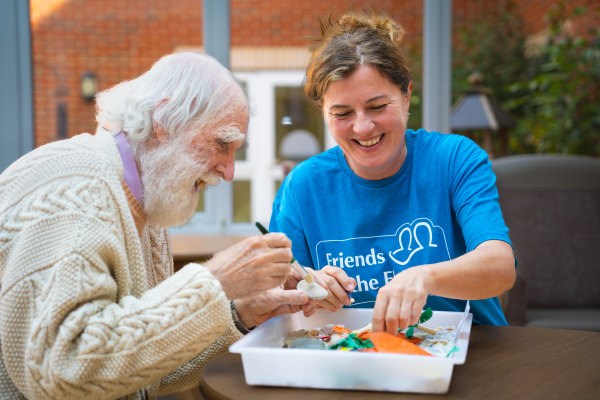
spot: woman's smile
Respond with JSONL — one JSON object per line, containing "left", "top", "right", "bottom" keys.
{"left": 355, "top": 133, "right": 384, "bottom": 148}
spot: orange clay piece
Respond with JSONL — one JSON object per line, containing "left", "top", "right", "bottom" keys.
{"left": 359, "top": 331, "right": 432, "bottom": 356}
{"left": 332, "top": 326, "right": 353, "bottom": 334}
{"left": 357, "top": 331, "right": 422, "bottom": 345}
{"left": 397, "top": 332, "right": 423, "bottom": 345}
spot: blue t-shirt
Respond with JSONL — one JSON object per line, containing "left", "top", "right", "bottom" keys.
{"left": 270, "top": 129, "right": 513, "bottom": 325}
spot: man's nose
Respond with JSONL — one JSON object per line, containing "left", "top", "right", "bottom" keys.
{"left": 216, "top": 157, "right": 235, "bottom": 181}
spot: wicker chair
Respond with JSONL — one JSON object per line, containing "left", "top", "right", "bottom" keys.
{"left": 493, "top": 154, "right": 600, "bottom": 331}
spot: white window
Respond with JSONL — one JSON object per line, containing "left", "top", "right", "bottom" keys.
{"left": 171, "top": 70, "right": 334, "bottom": 236}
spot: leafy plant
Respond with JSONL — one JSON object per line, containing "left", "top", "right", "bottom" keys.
{"left": 406, "top": 44, "right": 423, "bottom": 131}
{"left": 453, "top": 1, "right": 600, "bottom": 156}
{"left": 453, "top": 7, "right": 528, "bottom": 106}
{"left": 505, "top": 3, "right": 600, "bottom": 156}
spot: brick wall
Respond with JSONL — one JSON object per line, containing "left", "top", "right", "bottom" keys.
{"left": 31, "top": 0, "right": 203, "bottom": 145}
{"left": 30, "top": 0, "right": 596, "bottom": 146}
{"left": 519, "top": 0, "right": 599, "bottom": 36}
{"left": 230, "top": 0, "right": 423, "bottom": 48}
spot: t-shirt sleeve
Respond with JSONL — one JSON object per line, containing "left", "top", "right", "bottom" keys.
{"left": 269, "top": 174, "right": 314, "bottom": 269}
{"left": 449, "top": 138, "right": 511, "bottom": 252}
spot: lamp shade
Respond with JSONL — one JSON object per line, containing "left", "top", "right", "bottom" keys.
{"left": 450, "top": 91, "right": 516, "bottom": 131}
{"left": 80, "top": 71, "right": 97, "bottom": 102}
{"left": 279, "top": 129, "right": 320, "bottom": 161}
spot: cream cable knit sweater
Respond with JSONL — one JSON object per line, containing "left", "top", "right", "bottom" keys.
{"left": 0, "top": 130, "right": 243, "bottom": 400}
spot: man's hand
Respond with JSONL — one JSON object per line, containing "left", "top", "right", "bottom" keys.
{"left": 233, "top": 287, "right": 310, "bottom": 328}
{"left": 204, "top": 233, "right": 293, "bottom": 299}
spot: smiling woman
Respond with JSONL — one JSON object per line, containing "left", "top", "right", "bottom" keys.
{"left": 304, "top": 13, "right": 413, "bottom": 181}
{"left": 323, "top": 64, "right": 410, "bottom": 180}
{"left": 269, "top": 10, "right": 516, "bottom": 334}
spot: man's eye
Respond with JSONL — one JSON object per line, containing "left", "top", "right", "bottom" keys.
{"left": 216, "top": 139, "right": 228, "bottom": 150}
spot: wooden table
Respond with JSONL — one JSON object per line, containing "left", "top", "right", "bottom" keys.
{"left": 200, "top": 326, "right": 600, "bottom": 400}
{"left": 170, "top": 234, "right": 249, "bottom": 270}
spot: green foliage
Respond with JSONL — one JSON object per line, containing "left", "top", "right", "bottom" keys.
{"left": 453, "top": 1, "right": 600, "bottom": 156}
{"left": 453, "top": 8, "right": 528, "bottom": 106}
{"left": 406, "top": 45, "right": 423, "bottom": 131}
{"left": 506, "top": 3, "right": 600, "bottom": 155}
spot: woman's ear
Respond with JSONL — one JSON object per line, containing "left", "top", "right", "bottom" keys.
{"left": 406, "top": 80, "right": 413, "bottom": 103}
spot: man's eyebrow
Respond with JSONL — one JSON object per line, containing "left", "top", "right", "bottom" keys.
{"left": 216, "top": 128, "right": 245, "bottom": 143}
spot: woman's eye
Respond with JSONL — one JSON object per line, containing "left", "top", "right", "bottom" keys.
{"left": 372, "top": 104, "right": 387, "bottom": 111}
{"left": 333, "top": 111, "right": 351, "bottom": 118}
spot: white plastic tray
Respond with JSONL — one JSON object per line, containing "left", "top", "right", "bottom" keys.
{"left": 229, "top": 307, "right": 473, "bottom": 394}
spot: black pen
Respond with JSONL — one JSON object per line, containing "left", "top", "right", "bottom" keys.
{"left": 255, "top": 222, "right": 315, "bottom": 283}
{"left": 255, "top": 221, "right": 353, "bottom": 302}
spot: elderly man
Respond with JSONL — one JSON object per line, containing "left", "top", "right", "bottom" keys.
{"left": 0, "top": 52, "right": 309, "bottom": 400}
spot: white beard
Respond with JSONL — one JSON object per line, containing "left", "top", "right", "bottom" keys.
{"left": 136, "top": 140, "right": 220, "bottom": 227}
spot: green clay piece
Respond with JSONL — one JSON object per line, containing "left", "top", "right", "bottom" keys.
{"left": 404, "top": 307, "right": 433, "bottom": 339}
{"left": 445, "top": 346, "right": 459, "bottom": 357}
{"left": 419, "top": 307, "right": 433, "bottom": 324}
{"left": 329, "top": 333, "right": 373, "bottom": 351}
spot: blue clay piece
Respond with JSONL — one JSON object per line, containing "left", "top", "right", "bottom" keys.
{"left": 288, "top": 337, "right": 326, "bottom": 349}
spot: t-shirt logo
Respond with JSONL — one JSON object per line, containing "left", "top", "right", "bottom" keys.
{"left": 315, "top": 218, "right": 451, "bottom": 306}
{"left": 388, "top": 219, "right": 443, "bottom": 266}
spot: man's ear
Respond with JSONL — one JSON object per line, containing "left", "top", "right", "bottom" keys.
{"left": 152, "top": 120, "right": 168, "bottom": 142}
{"left": 152, "top": 97, "right": 170, "bottom": 142}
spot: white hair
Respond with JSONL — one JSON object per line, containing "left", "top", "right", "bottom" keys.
{"left": 95, "top": 52, "right": 245, "bottom": 144}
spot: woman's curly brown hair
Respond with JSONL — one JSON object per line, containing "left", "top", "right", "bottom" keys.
{"left": 304, "top": 11, "right": 412, "bottom": 109}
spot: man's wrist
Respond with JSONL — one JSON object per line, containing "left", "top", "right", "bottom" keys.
{"left": 230, "top": 300, "right": 254, "bottom": 334}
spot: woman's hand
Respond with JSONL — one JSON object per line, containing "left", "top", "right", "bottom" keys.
{"left": 282, "top": 265, "right": 355, "bottom": 314}
{"left": 371, "top": 240, "right": 515, "bottom": 334}
{"left": 372, "top": 266, "right": 431, "bottom": 334}
{"left": 204, "top": 233, "right": 293, "bottom": 299}
{"left": 308, "top": 266, "right": 356, "bottom": 312}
